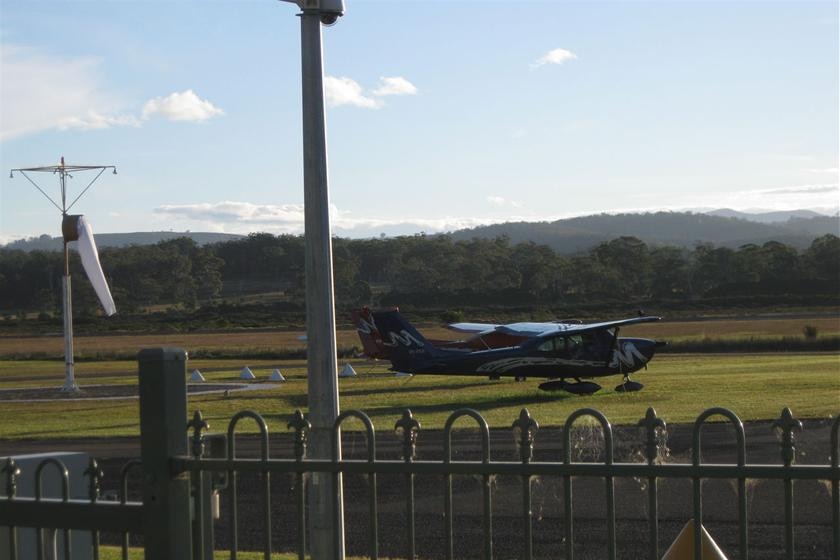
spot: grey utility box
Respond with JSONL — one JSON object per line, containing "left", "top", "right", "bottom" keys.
{"left": 0, "top": 452, "right": 93, "bottom": 560}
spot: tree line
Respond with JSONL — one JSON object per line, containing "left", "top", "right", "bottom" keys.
{"left": 0, "top": 233, "right": 837, "bottom": 317}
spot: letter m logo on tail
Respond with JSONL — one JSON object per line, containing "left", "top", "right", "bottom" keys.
{"left": 370, "top": 309, "right": 437, "bottom": 372}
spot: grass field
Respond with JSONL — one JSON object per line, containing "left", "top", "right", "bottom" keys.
{"left": 0, "top": 353, "right": 836, "bottom": 439}
{"left": 0, "top": 316, "right": 837, "bottom": 359}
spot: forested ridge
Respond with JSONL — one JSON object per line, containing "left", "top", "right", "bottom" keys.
{"left": 0, "top": 232, "right": 837, "bottom": 329}
{"left": 450, "top": 211, "right": 838, "bottom": 253}
{"left": 6, "top": 210, "right": 836, "bottom": 254}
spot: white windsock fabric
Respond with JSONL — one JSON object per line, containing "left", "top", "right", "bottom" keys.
{"left": 76, "top": 216, "right": 117, "bottom": 316}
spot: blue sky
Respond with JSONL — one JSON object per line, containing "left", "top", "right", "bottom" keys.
{"left": 1, "top": 0, "right": 838, "bottom": 244}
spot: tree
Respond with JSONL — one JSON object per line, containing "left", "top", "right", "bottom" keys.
{"left": 649, "top": 246, "right": 689, "bottom": 298}
{"left": 592, "top": 236, "right": 651, "bottom": 299}
{"left": 690, "top": 244, "right": 737, "bottom": 295}
{"left": 759, "top": 241, "right": 799, "bottom": 284}
{"left": 803, "top": 234, "right": 840, "bottom": 282}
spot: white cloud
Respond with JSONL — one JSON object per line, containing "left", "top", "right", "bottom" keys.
{"left": 57, "top": 111, "right": 141, "bottom": 131}
{"left": 0, "top": 233, "right": 26, "bottom": 247}
{"left": 0, "top": 44, "right": 224, "bottom": 140}
{"left": 372, "top": 76, "right": 418, "bottom": 97}
{"left": 808, "top": 167, "right": 839, "bottom": 174}
{"left": 156, "top": 201, "right": 305, "bottom": 231}
{"left": 141, "top": 90, "right": 224, "bottom": 122}
{"left": 631, "top": 183, "right": 840, "bottom": 213}
{"left": 325, "top": 75, "right": 418, "bottom": 108}
{"left": 532, "top": 48, "right": 578, "bottom": 68}
{"left": 324, "top": 76, "right": 381, "bottom": 109}
{"left": 757, "top": 183, "right": 839, "bottom": 196}
{"left": 487, "top": 196, "right": 523, "bottom": 209}
{"left": 0, "top": 44, "right": 129, "bottom": 140}
{"left": 153, "top": 200, "right": 522, "bottom": 236}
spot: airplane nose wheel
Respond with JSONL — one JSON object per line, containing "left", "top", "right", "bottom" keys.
{"left": 615, "top": 376, "right": 644, "bottom": 392}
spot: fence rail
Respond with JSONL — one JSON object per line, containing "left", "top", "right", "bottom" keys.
{"left": 171, "top": 405, "right": 839, "bottom": 560}
{"left": 1, "top": 347, "right": 838, "bottom": 560}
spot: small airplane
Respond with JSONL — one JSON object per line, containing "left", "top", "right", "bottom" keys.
{"left": 351, "top": 307, "right": 665, "bottom": 395}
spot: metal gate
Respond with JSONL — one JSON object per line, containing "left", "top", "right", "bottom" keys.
{"left": 2, "top": 347, "right": 838, "bottom": 559}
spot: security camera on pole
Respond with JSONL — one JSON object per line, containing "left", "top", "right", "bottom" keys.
{"left": 9, "top": 157, "right": 118, "bottom": 392}
{"left": 276, "top": 0, "right": 346, "bottom": 557}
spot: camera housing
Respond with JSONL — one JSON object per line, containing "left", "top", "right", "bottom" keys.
{"left": 300, "top": 0, "right": 345, "bottom": 23}
{"left": 319, "top": 12, "right": 340, "bottom": 25}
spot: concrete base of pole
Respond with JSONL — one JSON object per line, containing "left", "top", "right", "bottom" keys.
{"left": 60, "top": 381, "right": 79, "bottom": 393}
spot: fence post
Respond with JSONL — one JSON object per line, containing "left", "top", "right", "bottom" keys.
{"left": 138, "top": 347, "right": 192, "bottom": 559}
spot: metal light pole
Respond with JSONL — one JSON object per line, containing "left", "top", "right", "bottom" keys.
{"left": 9, "top": 157, "right": 117, "bottom": 392}
{"left": 279, "top": 1, "right": 346, "bottom": 557}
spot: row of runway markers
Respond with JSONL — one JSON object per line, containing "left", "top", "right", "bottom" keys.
{"left": 188, "top": 364, "right": 361, "bottom": 383}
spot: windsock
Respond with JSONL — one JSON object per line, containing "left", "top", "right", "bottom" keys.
{"left": 62, "top": 214, "right": 117, "bottom": 316}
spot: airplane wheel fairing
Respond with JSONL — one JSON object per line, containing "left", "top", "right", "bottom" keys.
{"left": 538, "top": 380, "right": 567, "bottom": 392}
{"left": 615, "top": 380, "right": 644, "bottom": 392}
{"left": 566, "top": 381, "right": 602, "bottom": 395}
{"left": 538, "top": 380, "right": 601, "bottom": 394}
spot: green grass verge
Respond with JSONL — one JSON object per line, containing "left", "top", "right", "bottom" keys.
{"left": 0, "top": 353, "right": 837, "bottom": 440}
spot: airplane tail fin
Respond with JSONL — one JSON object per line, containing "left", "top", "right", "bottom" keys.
{"left": 351, "top": 307, "right": 389, "bottom": 360}
{"left": 369, "top": 309, "right": 439, "bottom": 372}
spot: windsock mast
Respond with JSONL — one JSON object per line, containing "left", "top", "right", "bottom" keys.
{"left": 9, "top": 157, "right": 118, "bottom": 392}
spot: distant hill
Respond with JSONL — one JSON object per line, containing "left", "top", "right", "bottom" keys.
{"left": 4, "top": 210, "right": 837, "bottom": 254}
{"left": 450, "top": 211, "right": 839, "bottom": 254}
{"left": 2, "top": 231, "right": 244, "bottom": 252}
{"left": 706, "top": 208, "right": 828, "bottom": 223}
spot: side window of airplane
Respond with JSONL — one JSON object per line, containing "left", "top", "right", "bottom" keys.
{"left": 537, "top": 337, "right": 559, "bottom": 352}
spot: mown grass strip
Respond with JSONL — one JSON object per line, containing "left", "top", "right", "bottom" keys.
{"left": 0, "top": 353, "right": 836, "bottom": 439}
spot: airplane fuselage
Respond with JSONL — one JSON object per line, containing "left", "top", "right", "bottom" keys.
{"left": 353, "top": 308, "right": 664, "bottom": 392}
{"left": 392, "top": 336, "right": 659, "bottom": 380}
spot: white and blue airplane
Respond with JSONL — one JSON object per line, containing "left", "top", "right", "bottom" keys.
{"left": 352, "top": 308, "right": 666, "bottom": 395}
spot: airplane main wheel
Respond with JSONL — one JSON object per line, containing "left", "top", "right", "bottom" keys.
{"left": 615, "top": 380, "right": 644, "bottom": 392}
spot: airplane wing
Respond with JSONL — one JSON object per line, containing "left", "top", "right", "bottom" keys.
{"left": 447, "top": 322, "right": 499, "bottom": 333}
{"left": 450, "top": 316, "right": 661, "bottom": 338}
{"left": 450, "top": 321, "right": 597, "bottom": 337}
{"left": 534, "top": 316, "right": 661, "bottom": 337}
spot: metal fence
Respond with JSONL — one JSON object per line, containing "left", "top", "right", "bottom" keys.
{"left": 1, "top": 347, "right": 838, "bottom": 560}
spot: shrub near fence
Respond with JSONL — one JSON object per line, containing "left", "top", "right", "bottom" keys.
{"left": 1, "top": 347, "right": 839, "bottom": 560}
